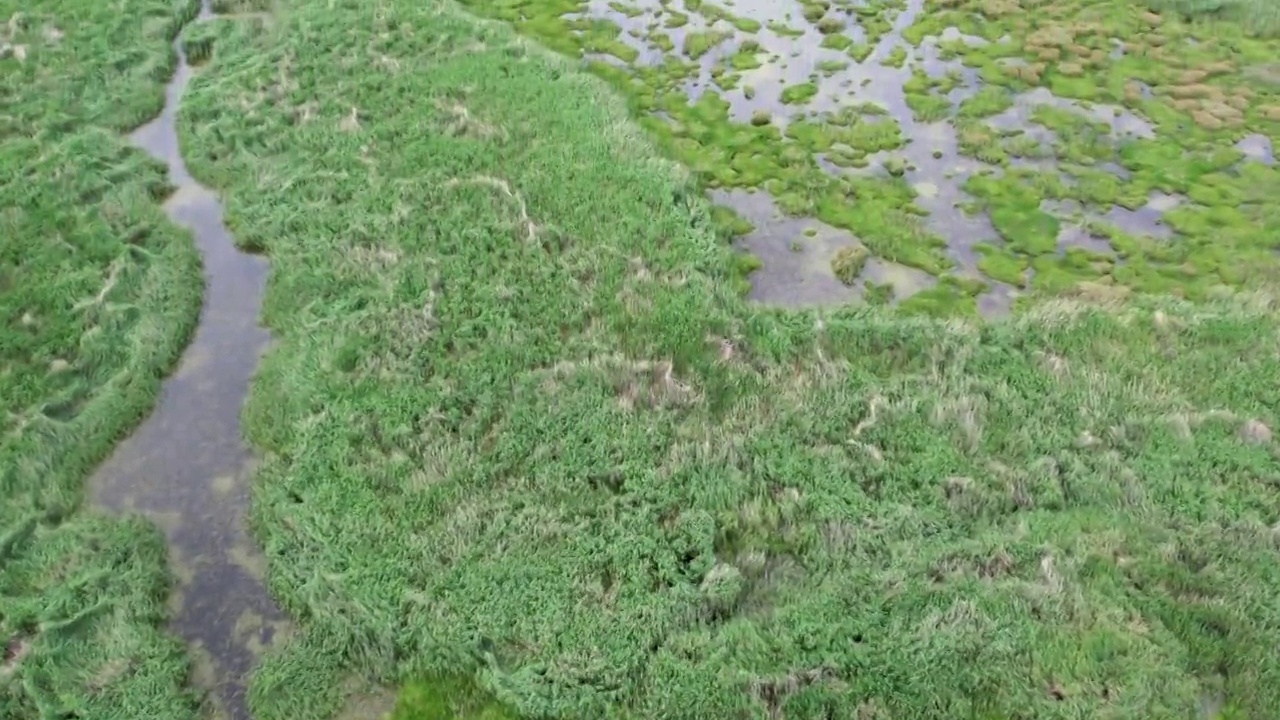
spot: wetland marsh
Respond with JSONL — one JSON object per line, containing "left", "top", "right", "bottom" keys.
{"left": 87, "top": 2, "right": 289, "bottom": 718}
{"left": 459, "top": 0, "right": 1280, "bottom": 314}
{"left": 5, "top": 0, "right": 1280, "bottom": 718}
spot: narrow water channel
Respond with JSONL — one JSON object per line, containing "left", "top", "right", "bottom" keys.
{"left": 89, "top": 3, "right": 287, "bottom": 718}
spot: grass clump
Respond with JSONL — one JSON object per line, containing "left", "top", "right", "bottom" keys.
{"left": 0, "top": 0, "right": 204, "bottom": 716}
{"left": 780, "top": 81, "right": 819, "bottom": 104}
{"left": 177, "top": 1, "right": 1280, "bottom": 719}
{"left": 681, "top": 29, "right": 727, "bottom": 59}
{"left": 830, "top": 244, "right": 870, "bottom": 284}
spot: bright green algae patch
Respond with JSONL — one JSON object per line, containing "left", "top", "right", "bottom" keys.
{"left": 392, "top": 675, "right": 518, "bottom": 720}
{"left": 0, "top": 0, "right": 203, "bottom": 716}
{"left": 180, "top": 1, "right": 1280, "bottom": 718}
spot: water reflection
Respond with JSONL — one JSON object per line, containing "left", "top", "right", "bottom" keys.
{"left": 89, "top": 4, "right": 287, "bottom": 719}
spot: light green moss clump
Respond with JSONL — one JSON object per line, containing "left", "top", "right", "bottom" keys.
{"left": 710, "top": 204, "right": 755, "bottom": 239}
{"left": 898, "top": 275, "right": 984, "bottom": 317}
{"left": 729, "top": 40, "right": 763, "bottom": 70}
{"left": 956, "top": 85, "right": 1013, "bottom": 118}
{"left": 974, "top": 242, "right": 1029, "bottom": 286}
{"left": 820, "top": 32, "right": 854, "bottom": 51}
{"left": 682, "top": 30, "right": 728, "bottom": 59}
{"left": 848, "top": 42, "right": 874, "bottom": 62}
{"left": 391, "top": 676, "right": 516, "bottom": 720}
{"left": 817, "top": 58, "right": 850, "bottom": 75}
{"left": 816, "top": 16, "right": 845, "bottom": 34}
{"left": 767, "top": 20, "right": 805, "bottom": 37}
{"left": 880, "top": 45, "right": 908, "bottom": 67}
{"left": 780, "top": 81, "right": 819, "bottom": 104}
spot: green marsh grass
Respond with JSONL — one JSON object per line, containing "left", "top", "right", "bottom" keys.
{"left": 178, "top": 1, "right": 1280, "bottom": 718}
{"left": 1149, "top": 0, "right": 1280, "bottom": 36}
{"left": 1, "top": 0, "right": 204, "bottom": 716}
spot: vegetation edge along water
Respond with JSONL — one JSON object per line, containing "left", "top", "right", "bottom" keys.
{"left": 174, "top": 1, "right": 1280, "bottom": 719}
{"left": 1, "top": 0, "right": 206, "bottom": 716}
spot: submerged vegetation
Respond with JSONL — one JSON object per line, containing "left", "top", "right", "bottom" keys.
{"left": 169, "top": 0, "right": 1280, "bottom": 718}
{"left": 0, "top": 0, "right": 203, "bottom": 716}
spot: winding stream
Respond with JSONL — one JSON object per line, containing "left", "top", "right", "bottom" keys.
{"left": 88, "top": 3, "right": 287, "bottom": 718}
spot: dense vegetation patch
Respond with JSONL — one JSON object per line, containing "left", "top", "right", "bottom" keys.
{"left": 180, "top": 2, "right": 1280, "bottom": 718}
{"left": 0, "top": 0, "right": 204, "bottom": 716}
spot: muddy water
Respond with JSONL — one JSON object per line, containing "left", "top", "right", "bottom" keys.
{"left": 89, "top": 4, "right": 287, "bottom": 719}
{"left": 581, "top": 0, "right": 1177, "bottom": 314}
{"left": 711, "top": 188, "right": 937, "bottom": 307}
{"left": 1237, "top": 133, "right": 1275, "bottom": 166}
